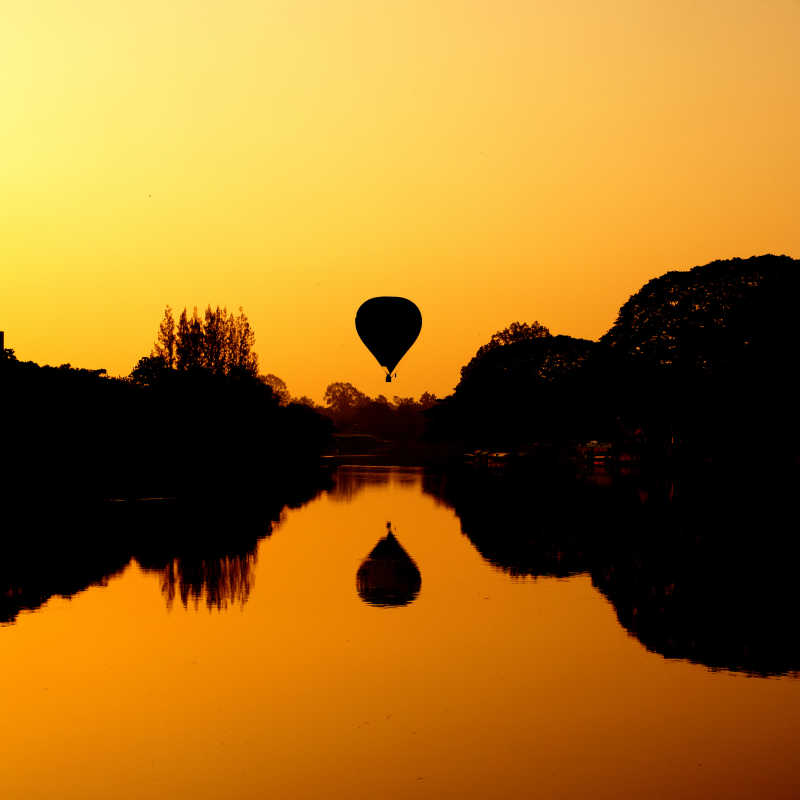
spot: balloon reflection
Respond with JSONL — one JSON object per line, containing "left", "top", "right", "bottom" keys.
{"left": 356, "top": 523, "right": 422, "bottom": 607}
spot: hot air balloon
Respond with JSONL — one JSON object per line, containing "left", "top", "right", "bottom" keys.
{"left": 356, "top": 523, "right": 422, "bottom": 607}
{"left": 355, "top": 297, "right": 422, "bottom": 382}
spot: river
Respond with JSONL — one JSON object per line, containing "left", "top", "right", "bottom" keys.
{"left": 1, "top": 465, "right": 799, "bottom": 799}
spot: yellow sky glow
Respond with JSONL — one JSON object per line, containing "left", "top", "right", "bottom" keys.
{"left": 2, "top": 0, "right": 799, "bottom": 400}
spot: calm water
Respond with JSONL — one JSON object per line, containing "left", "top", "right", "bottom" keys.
{"left": 2, "top": 465, "right": 799, "bottom": 799}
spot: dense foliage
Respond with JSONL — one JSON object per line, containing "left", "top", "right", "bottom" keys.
{"left": 429, "top": 254, "right": 800, "bottom": 461}
{"left": 602, "top": 254, "right": 798, "bottom": 371}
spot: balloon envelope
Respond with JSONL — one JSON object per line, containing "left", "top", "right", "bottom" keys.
{"left": 355, "top": 297, "right": 422, "bottom": 376}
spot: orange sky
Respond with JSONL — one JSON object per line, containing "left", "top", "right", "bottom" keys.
{"left": 2, "top": 0, "right": 799, "bottom": 401}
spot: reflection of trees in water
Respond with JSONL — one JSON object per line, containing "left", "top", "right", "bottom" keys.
{"left": 159, "top": 552, "right": 257, "bottom": 611}
{"left": 132, "top": 500, "right": 270, "bottom": 612}
{"left": 0, "top": 517, "right": 132, "bottom": 625}
{"left": 356, "top": 525, "right": 422, "bottom": 607}
{"left": 0, "top": 470, "right": 331, "bottom": 624}
{"left": 328, "top": 467, "right": 423, "bottom": 503}
{"left": 424, "top": 467, "right": 800, "bottom": 676}
{"left": 422, "top": 469, "right": 598, "bottom": 578}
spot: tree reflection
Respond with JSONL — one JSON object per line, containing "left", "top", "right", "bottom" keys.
{"left": 0, "top": 505, "right": 132, "bottom": 625}
{"left": 327, "top": 467, "right": 392, "bottom": 502}
{"left": 356, "top": 523, "right": 422, "bottom": 607}
{"left": 0, "top": 470, "right": 331, "bottom": 624}
{"left": 424, "top": 466, "right": 800, "bottom": 676}
{"left": 328, "top": 467, "right": 422, "bottom": 503}
{"left": 159, "top": 552, "right": 256, "bottom": 610}
{"left": 423, "top": 468, "right": 599, "bottom": 578}
{"left": 133, "top": 497, "right": 284, "bottom": 612}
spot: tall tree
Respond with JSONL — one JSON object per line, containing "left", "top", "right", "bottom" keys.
{"left": 202, "top": 306, "right": 227, "bottom": 374}
{"left": 152, "top": 306, "right": 176, "bottom": 368}
{"left": 175, "top": 309, "right": 193, "bottom": 371}
{"left": 187, "top": 308, "right": 204, "bottom": 370}
{"left": 227, "top": 308, "right": 258, "bottom": 376}
{"left": 167, "top": 305, "right": 258, "bottom": 376}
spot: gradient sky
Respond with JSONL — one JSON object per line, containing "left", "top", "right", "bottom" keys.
{"left": 2, "top": 0, "right": 799, "bottom": 401}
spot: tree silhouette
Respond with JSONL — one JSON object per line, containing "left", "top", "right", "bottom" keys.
{"left": 153, "top": 306, "right": 176, "bottom": 368}
{"left": 260, "top": 374, "right": 290, "bottom": 404}
{"left": 324, "top": 382, "right": 369, "bottom": 416}
{"left": 429, "top": 255, "right": 800, "bottom": 458}
{"left": 129, "top": 354, "right": 169, "bottom": 386}
{"left": 429, "top": 325, "right": 597, "bottom": 446}
{"left": 144, "top": 305, "right": 259, "bottom": 379}
{"left": 460, "top": 321, "right": 551, "bottom": 384}
{"left": 598, "top": 254, "right": 800, "bottom": 459}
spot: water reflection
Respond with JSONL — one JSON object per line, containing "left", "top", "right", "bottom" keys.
{"left": 6, "top": 461, "right": 799, "bottom": 677}
{"left": 132, "top": 500, "right": 267, "bottom": 611}
{"left": 158, "top": 553, "right": 256, "bottom": 610}
{"left": 356, "top": 522, "right": 422, "bottom": 607}
{"left": 0, "top": 503, "right": 132, "bottom": 625}
{"left": 327, "top": 465, "right": 423, "bottom": 503}
{"left": 0, "top": 470, "right": 331, "bottom": 623}
{"left": 424, "top": 465, "right": 800, "bottom": 676}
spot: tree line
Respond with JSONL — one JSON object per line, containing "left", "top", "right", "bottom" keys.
{"left": 428, "top": 254, "right": 800, "bottom": 463}
{"left": 1, "top": 305, "right": 331, "bottom": 502}
{"left": 4, "top": 252, "right": 796, "bottom": 487}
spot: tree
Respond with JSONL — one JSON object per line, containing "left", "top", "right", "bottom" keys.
{"left": 202, "top": 306, "right": 227, "bottom": 374}
{"left": 150, "top": 305, "right": 259, "bottom": 377}
{"left": 479, "top": 321, "right": 550, "bottom": 353}
{"left": 323, "top": 382, "right": 369, "bottom": 416}
{"left": 175, "top": 308, "right": 196, "bottom": 371}
{"left": 293, "top": 396, "right": 319, "bottom": 409}
{"left": 260, "top": 374, "right": 290, "bottom": 404}
{"left": 418, "top": 392, "right": 438, "bottom": 409}
{"left": 152, "top": 307, "right": 176, "bottom": 368}
{"left": 461, "top": 321, "right": 550, "bottom": 384}
{"left": 227, "top": 308, "right": 258, "bottom": 376}
{"left": 130, "top": 355, "right": 169, "bottom": 386}
{"left": 431, "top": 322, "right": 599, "bottom": 446}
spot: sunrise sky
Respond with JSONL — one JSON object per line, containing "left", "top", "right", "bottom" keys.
{"left": 2, "top": 0, "right": 799, "bottom": 400}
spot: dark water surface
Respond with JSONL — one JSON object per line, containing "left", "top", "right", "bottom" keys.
{"left": 2, "top": 465, "right": 799, "bottom": 799}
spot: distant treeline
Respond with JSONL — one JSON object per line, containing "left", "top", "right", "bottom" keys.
{"left": 317, "top": 383, "right": 438, "bottom": 441}
{"left": 427, "top": 254, "right": 800, "bottom": 463}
